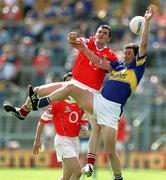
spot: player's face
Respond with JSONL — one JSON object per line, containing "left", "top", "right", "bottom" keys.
{"left": 95, "top": 27, "right": 111, "bottom": 46}
{"left": 123, "top": 48, "right": 135, "bottom": 65}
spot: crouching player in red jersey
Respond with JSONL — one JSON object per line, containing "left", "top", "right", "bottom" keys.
{"left": 32, "top": 72, "right": 89, "bottom": 180}
{"left": 28, "top": 5, "right": 155, "bottom": 180}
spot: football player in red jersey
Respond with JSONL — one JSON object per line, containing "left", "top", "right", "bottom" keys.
{"left": 3, "top": 24, "right": 117, "bottom": 120}
{"left": 28, "top": 5, "right": 155, "bottom": 180}
{"left": 33, "top": 72, "right": 89, "bottom": 180}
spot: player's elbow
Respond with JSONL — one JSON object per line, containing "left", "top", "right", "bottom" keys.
{"left": 33, "top": 86, "right": 40, "bottom": 94}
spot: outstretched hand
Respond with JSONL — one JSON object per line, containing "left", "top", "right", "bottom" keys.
{"left": 144, "top": 5, "right": 156, "bottom": 21}
{"left": 70, "top": 39, "right": 86, "bottom": 51}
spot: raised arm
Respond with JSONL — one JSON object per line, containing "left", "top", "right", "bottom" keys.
{"left": 139, "top": 5, "right": 155, "bottom": 56}
{"left": 71, "top": 39, "right": 114, "bottom": 72}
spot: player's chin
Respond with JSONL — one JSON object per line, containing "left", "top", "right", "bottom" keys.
{"left": 96, "top": 39, "right": 105, "bottom": 44}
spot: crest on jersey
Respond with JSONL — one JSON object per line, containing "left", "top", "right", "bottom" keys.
{"left": 64, "top": 106, "right": 71, "bottom": 113}
{"left": 101, "top": 54, "right": 107, "bottom": 59}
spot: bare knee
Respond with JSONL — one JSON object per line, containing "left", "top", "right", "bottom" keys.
{"left": 33, "top": 86, "right": 39, "bottom": 93}
{"left": 63, "top": 83, "right": 75, "bottom": 95}
{"left": 72, "top": 167, "right": 82, "bottom": 178}
{"left": 106, "top": 149, "right": 118, "bottom": 160}
{"left": 105, "top": 143, "right": 117, "bottom": 158}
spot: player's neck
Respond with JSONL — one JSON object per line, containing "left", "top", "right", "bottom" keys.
{"left": 95, "top": 41, "right": 107, "bottom": 50}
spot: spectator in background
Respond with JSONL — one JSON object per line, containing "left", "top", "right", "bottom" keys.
{"left": 153, "top": 28, "right": 166, "bottom": 49}
{"left": 23, "top": 0, "right": 34, "bottom": 16}
{"left": 18, "top": 36, "right": 36, "bottom": 65}
{"left": 74, "top": 0, "right": 93, "bottom": 21}
{"left": 1, "top": 0, "right": 22, "bottom": 20}
{"left": 42, "top": 25, "right": 65, "bottom": 66}
{"left": 0, "top": 25, "right": 11, "bottom": 50}
{"left": 24, "top": 1, "right": 40, "bottom": 21}
{"left": 33, "top": 72, "right": 89, "bottom": 180}
{"left": 0, "top": 44, "right": 21, "bottom": 84}
{"left": 24, "top": 2, "right": 44, "bottom": 41}
{"left": 32, "top": 48, "right": 51, "bottom": 86}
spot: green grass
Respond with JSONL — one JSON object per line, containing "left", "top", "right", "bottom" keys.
{"left": 0, "top": 168, "right": 166, "bottom": 180}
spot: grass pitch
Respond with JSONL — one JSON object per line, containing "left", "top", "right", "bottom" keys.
{"left": 0, "top": 168, "right": 166, "bottom": 180}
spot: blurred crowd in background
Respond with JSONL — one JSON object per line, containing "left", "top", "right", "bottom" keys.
{"left": 0, "top": 0, "right": 166, "bottom": 87}
{"left": 0, "top": 0, "right": 166, "bottom": 153}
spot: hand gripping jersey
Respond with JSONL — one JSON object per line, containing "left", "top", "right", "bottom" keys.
{"left": 39, "top": 100, "right": 88, "bottom": 137}
{"left": 102, "top": 54, "right": 147, "bottom": 109}
{"left": 72, "top": 36, "right": 118, "bottom": 90}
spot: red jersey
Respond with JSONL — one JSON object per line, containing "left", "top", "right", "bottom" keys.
{"left": 39, "top": 100, "right": 88, "bottom": 137}
{"left": 72, "top": 36, "right": 118, "bottom": 90}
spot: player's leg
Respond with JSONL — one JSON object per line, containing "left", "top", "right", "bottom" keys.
{"left": 63, "top": 157, "right": 82, "bottom": 180}
{"left": 82, "top": 118, "right": 101, "bottom": 177}
{"left": 3, "top": 82, "right": 64, "bottom": 120}
{"left": 101, "top": 125, "right": 123, "bottom": 180}
{"left": 29, "top": 83, "right": 94, "bottom": 115}
{"left": 60, "top": 160, "right": 72, "bottom": 180}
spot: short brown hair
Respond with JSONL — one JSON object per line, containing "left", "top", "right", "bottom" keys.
{"left": 98, "top": 24, "right": 112, "bottom": 37}
{"left": 63, "top": 72, "right": 73, "bottom": 81}
{"left": 124, "top": 43, "right": 139, "bottom": 56}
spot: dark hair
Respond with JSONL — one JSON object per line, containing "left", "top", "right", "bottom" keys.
{"left": 63, "top": 72, "right": 73, "bottom": 81}
{"left": 124, "top": 43, "right": 139, "bottom": 56}
{"left": 98, "top": 24, "right": 112, "bottom": 37}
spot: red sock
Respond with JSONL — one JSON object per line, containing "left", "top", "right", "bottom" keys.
{"left": 86, "top": 153, "right": 96, "bottom": 166}
{"left": 19, "top": 105, "right": 30, "bottom": 117}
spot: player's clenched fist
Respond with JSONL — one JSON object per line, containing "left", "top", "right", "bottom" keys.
{"left": 68, "top": 32, "right": 78, "bottom": 44}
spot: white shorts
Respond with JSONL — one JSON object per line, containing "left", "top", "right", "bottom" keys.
{"left": 93, "top": 93, "right": 121, "bottom": 130}
{"left": 54, "top": 134, "right": 80, "bottom": 162}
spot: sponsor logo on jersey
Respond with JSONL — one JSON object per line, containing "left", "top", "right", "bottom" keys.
{"left": 111, "top": 73, "right": 127, "bottom": 79}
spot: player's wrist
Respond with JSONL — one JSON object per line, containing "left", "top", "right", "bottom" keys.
{"left": 34, "top": 138, "right": 40, "bottom": 142}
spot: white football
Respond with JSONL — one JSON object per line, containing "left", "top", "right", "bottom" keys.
{"left": 129, "top": 16, "right": 145, "bottom": 35}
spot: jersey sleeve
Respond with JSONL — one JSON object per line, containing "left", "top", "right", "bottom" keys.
{"left": 39, "top": 104, "right": 55, "bottom": 124}
{"left": 110, "top": 61, "right": 125, "bottom": 71}
{"left": 107, "top": 49, "right": 118, "bottom": 62}
{"left": 136, "top": 53, "right": 147, "bottom": 66}
{"left": 80, "top": 113, "right": 89, "bottom": 126}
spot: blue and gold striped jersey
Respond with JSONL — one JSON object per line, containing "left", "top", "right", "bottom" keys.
{"left": 101, "top": 54, "right": 147, "bottom": 108}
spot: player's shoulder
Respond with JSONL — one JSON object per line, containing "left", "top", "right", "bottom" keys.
{"left": 104, "top": 48, "right": 118, "bottom": 60}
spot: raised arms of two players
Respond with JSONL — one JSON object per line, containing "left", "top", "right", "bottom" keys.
{"left": 68, "top": 5, "right": 155, "bottom": 70}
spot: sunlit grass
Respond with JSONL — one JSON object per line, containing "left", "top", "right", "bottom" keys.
{"left": 0, "top": 168, "right": 166, "bottom": 180}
